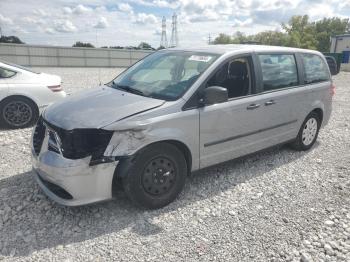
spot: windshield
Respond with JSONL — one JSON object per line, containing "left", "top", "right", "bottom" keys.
{"left": 108, "top": 51, "right": 219, "bottom": 101}
{"left": 0, "top": 60, "right": 40, "bottom": 74}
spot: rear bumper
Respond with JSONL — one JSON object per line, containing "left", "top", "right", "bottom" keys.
{"left": 31, "top": 148, "right": 118, "bottom": 206}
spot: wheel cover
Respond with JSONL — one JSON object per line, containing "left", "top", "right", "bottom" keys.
{"left": 302, "top": 117, "right": 318, "bottom": 146}
{"left": 3, "top": 101, "right": 33, "bottom": 127}
{"left": 142, "top": 156, "right": 177, "bottom": 196}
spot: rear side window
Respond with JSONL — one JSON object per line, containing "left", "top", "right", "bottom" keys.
{"left": 258, "top": 54, "right": 298, "bottom": 91}
{"left": 0, "top": 67, "right": 17, "bottom": 78}
{"left": 301, "top": 54, "right": 330, "bottom": 84}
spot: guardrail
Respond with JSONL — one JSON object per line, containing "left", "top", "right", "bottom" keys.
{"left": 0, "top": 43, "right": 153, "bottom": 67}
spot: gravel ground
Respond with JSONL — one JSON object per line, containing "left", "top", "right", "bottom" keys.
{"left": 0, "top": 68, "right": 349, "bottom": 262}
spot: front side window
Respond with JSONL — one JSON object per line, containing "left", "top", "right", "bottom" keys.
{"left": 109, "top": 51, "right": 219, "bottom": 101}
{"left": 258, "top": 54, "right": 298, "bottom": 91}
{"left": 207, "top": 57, "right": 252, "bottom": 99}
{"left": 301, "top": 54, "right": 330, "bottom": 84}
{"left": 0, "top": 67, "right": 16, "bottom": 78}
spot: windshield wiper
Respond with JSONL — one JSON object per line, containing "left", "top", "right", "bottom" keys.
{"left": 113, "top": 83, "right": 146, "bottom": 97}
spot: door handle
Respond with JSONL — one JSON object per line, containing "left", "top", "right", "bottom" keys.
{"left": 247, "top": 103, "right": 260, "bottom": 110}
{"left": 265, "top": 100, "right": 276, "bottom": 106}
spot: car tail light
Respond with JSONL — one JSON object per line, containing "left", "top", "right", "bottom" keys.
{"left": 331, "top": 83, "right": 336, "bottom": 96}
{"left": 47, "top": 85, "right": 62, "bottom": 92}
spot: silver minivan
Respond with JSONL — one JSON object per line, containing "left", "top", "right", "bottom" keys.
{"left": 31, "top": 45, "right": 335, "bottom": 209}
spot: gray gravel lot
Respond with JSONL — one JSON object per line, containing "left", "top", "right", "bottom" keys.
{"left": 0, "top": 68, "right": 349, "bottom": 262}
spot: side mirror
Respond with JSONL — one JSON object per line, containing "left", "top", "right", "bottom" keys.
{"left": 325, "top": 56, "right": 339, "bottom": 76}
{"left": 202, "top": 86, "right": 228, "bottom": 105}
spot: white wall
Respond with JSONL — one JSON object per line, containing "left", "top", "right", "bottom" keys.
{"left": 0, "top": 43, "right": 153, "bottom": 67}
{"left": 330, "top": 36, "right": 350, "bottom": 53}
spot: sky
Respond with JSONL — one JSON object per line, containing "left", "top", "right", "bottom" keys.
{"left": 0, "top": 0, "right": 349, "bottom": 48}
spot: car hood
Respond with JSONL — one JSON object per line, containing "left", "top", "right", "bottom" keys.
{"left": 43, "top": 85, "right": 165, "bottom": 130}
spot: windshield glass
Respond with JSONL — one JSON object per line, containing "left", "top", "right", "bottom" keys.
{"left": 108, "top": 51, "right": 219, "bottom": 101}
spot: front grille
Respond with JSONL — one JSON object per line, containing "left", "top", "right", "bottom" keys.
{"left": 33, "top": 116, "right": 46, "bottom": 155}
{"left": 37, "top": 174, "right": 73, "bottom": 200}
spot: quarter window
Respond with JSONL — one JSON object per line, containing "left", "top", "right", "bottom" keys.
{"left": 301, "top": 54, "right": 330, "bottom": 84}
{"left": 0, "top": 67, "right": 16, "bottom": 78}
{"left": 258, "top": 54, "right": 298, "bottom": 91}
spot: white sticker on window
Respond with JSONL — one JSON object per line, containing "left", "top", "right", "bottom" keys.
{"left": 188, "top": 55, "right": 212, "bottom": 62}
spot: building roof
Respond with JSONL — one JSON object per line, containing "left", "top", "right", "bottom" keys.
{"left": 332, "top": 34, "right": 350, "bottom": 38}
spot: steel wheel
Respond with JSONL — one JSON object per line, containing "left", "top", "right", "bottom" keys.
{"left": 121, "top": 143, "right": 187, "bottom": 209}
{"left": 3, "top": 100, "right": 33, "bottom": 127}
{"left": 142, "top": 157, "right": 177, "bottom": 196}
{"left": 302, "top": 117, "right": 318, "bottom": 146}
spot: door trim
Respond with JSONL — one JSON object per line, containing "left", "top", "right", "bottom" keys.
{"left": 204, "top": 119, "right": 297, "bottom": 147}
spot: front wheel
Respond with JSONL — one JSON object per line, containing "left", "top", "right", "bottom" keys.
{"left": 121, "top": 143, "right": 187, "bottom": 209}
{"left": 0, "top": 96, "right": 39, "bottom": 129}
{"left": 290, "top": 112, "right": 321, "bottom": 151}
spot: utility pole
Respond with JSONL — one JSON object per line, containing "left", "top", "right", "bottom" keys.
{"left": 170, "top": 13, "right": 179, "bottom": 47}
{"left": 160, "top": 16, "right": 168, "bottom": 48}
{"left": 208, "top": 34, "right": 212, "bottom": 45}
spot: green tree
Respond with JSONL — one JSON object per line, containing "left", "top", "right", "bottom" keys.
{"left": 72, "top": 41, "right": 95, "bottom": 48}
{"left": 213, "top": 33, "right": 232, "bottom": 44}
{"left": 282, "top": 15, "right": 318, "bottom": 49}
{"left": 0, "top": 35, "right": 25, "bottom": 44}
{"left": 251, "top": 31, "right": 288, "bottom": 46}
{"left": 231, "top": 31, "right": 250, "bottom": 43}
{"left": 138, "top": 42, "right": 154, "bottom": 50}
{"left": 313, "top": 17, "right": 350, "bottom": 52}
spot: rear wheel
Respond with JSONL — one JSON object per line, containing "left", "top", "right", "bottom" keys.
{"left": 121, "top": 143, "right": 187, "bottom": 209}
{"left": 0, "top": 96, "right": 39, "bottom": 129}
{"left": 290, "top": 112, "right": 321, "bottom": 151}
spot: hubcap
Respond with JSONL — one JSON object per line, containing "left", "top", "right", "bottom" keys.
{"left": 302, "top": 117, "right": 318, "bottom": 146}
{"left": 142, "top": 157, "right": 176, "bottom": 196}
{"left": 3, "top": 101, "right": 33, "bottom": 127}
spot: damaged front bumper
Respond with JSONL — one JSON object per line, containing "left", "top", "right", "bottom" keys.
{"left": 31, "top": 118, "right": 118, "bottom": 206}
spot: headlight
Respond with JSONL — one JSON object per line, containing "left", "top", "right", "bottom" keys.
{"left": 44, "top": 120, "right": 113, "bottom": 165}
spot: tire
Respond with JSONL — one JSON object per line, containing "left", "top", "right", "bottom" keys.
{"left": 0, "top": 96, "right": 39, "bottom": 129}
{"left": 121, "top": 143, "right": 187, "bottom": 209}
{"left": 290, "top": 112, "right": 321, "bottom": 151}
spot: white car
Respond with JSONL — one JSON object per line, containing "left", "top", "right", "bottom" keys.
{"left": 0, "top": 61, "right": 66, "bottom": 128}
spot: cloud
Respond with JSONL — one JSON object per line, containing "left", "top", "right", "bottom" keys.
{"left": 231, "top": 18, "right": 253, "bottom": 27}
{"left": 62, "top": 7, "right": 73, "bottom": 15}
{"left": 0, "top": 0, "right": 348, "bottom": 48}
{"left": 118, "top": 3, "right": 133, "bottom": 13}
{"left": 94, "top": 17, "right": 109, "bottom": 29}
{"left": 33, "top": 8, "right": 50, "bottom": 17}
{"left": 72, "top": 4, "right": 92, "bottom": 15}
{"left": 134, "top": 13, "right": 158, "bottom": 24}
{"left": 53, "top": 20, "right": 77, "bottom": 33}
{"left": 45, "top": 28, "right": 56, "bottom": 34}
{"left": 0, "top": 14, "right": 13, "bottom": 25}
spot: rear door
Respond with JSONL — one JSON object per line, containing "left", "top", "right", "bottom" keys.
{"left": 254, "top": 53, "right": 310, "bottom": 144}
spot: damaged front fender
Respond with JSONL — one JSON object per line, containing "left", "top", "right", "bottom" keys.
{"left": 104, "top": 129, "right": 150, "bottom": 157}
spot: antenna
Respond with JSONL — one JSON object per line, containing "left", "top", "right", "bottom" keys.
{"left": 170, "top": 13, "right": 178, "bottom": 47}
{"left": 160, "top": 16, "right": 168, "bottom": 48}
